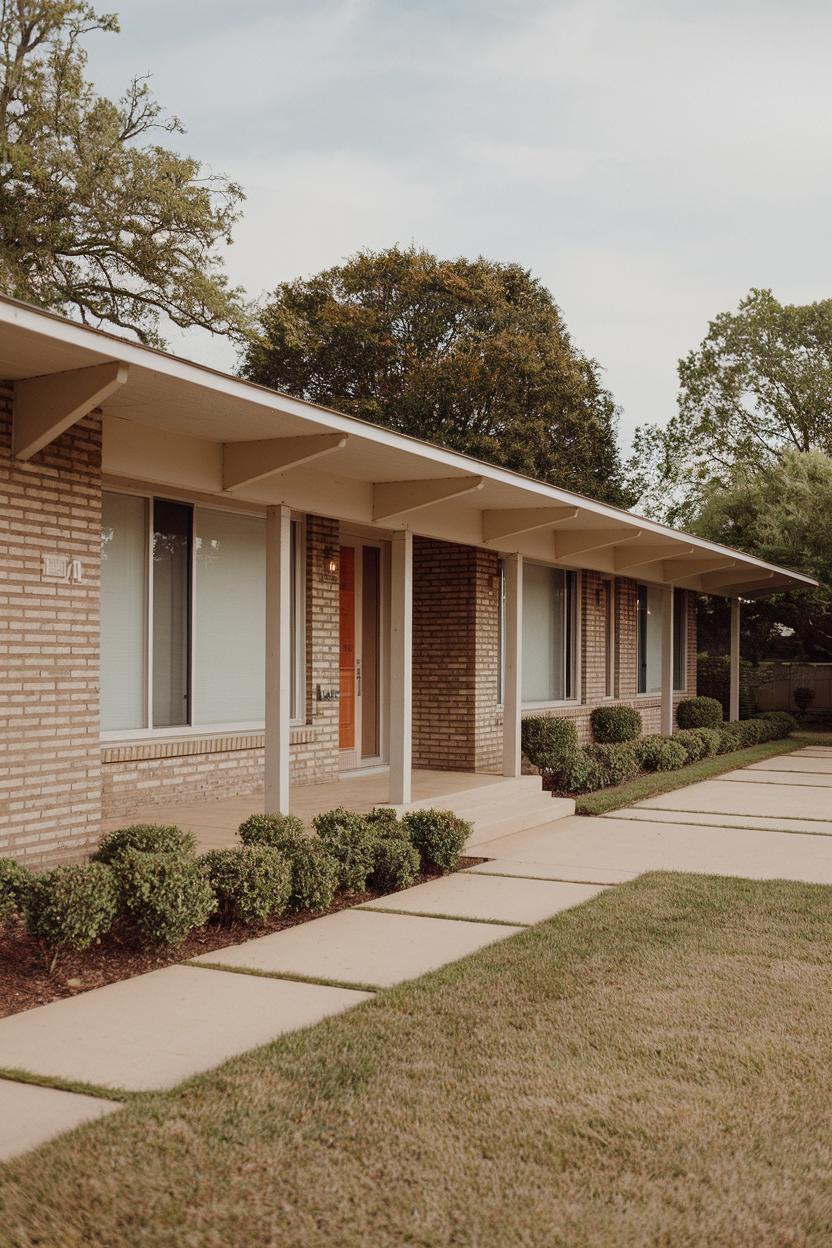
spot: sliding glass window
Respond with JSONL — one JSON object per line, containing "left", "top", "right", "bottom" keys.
{"left": 101, "top": 492, "right": 303, "bottom": 735}
{"left": 672, "top": 587, "right": 687, "bottom": 691}
{"left": 521, "top": 565, "right": 577, "bottom": 703}
{"left": 636, "top": 584, "right": 664, "bottom": 694}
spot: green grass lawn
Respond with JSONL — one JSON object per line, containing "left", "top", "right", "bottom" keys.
{"left": 3, "top": 872, "right": 832, "bottom": 1246}
{"left": 575, "top": 730, "right": 832, "bottom": 815}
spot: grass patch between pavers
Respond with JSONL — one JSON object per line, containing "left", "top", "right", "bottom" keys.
{"left": 186, "top": 960, "right": 380, "bottom": 995}
{"left": 353, "top": 904, "right": 528, "bottom": 926}
{"left": 3, "top": 872, "right": 832, "bottom": 1246}
{"left": 0, "top": 1068, "right": 135, "bottom": 1104}
{"left": 575, "top": 732, "right": 832, "bottom": 815}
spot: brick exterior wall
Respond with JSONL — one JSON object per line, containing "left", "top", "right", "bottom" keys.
{"left": 0, "top": 392, "right": 103, "bottom": 866}
{"left": 101, "top": 515, "right": 342, "bottom": 819}
{"left": 412, "top": 537, "right": 503, "bottom": 771}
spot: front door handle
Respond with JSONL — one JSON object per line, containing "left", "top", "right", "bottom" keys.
{"left": 356, "top": 657, "right": 362, "bottom": 696}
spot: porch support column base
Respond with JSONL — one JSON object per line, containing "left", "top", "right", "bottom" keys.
{"left": 729, "top": 597, "right": 741, "bottom": 721}
{"left": 265, "top": 504, "right": 292, "bottom": 814}
{"left": 660, "top": 584, "right": 675, "bottom": 737}
{"left": 389, "top": 530, "right": 413, "bottom": 805}
{"left": 502, "top": 554, "right": 523, "bottom": 777}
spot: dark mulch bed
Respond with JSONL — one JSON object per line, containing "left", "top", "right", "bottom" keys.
{"left": 0, "top": 858, "right": 486, "bottom": 1019}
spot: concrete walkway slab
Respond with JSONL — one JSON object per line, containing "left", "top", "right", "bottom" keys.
{"left": 0, "top": 1080, "right": 120, "bottom": 1162}
{"left": 0, "top": 966, "right": 370, "bottom": 1093}
{"left": 473, "top": 815, "right": 832, "bottom": 884}
{"left": 609, "top": 807, "right": 832, "bottom": 836}
{"left": 466, "top": 859, "right": 639, "bottom": 884}
{"left": 192, "top": 909, "right": 523, "bottom": 988}
{"left": 635, "top": 779, "right": 832, "bottom": 821}
{"left": 747, "top": 756, "right": 832, "bottom": 774}
{"left": 716, "top": 768, "right": 832, "bottom": 788}
{"left": 360, "top": 872, "right": 606, "bottom": 924}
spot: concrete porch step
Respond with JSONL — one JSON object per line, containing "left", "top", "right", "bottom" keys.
{"left": 395, "top": 776, "right": 574, "bottom": 848}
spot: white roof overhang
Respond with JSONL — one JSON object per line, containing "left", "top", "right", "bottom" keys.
{"left": 0, "top": 295, "right": 817, "bottom": 598}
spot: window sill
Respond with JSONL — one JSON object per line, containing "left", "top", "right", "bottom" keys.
{"left": 521, "top": 699, "right": 580, "bottom": 712}
{"left": 102, "top": 727, "right": 316, "bottom": 764}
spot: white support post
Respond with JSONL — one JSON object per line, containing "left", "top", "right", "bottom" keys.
{"left": 729, "top": 597, "right": 741, "bottom": 722}
{"left": 389, "top": 530, "right": 413, "bottom": 805}
{"left": 265, "top": 504, "right": 292, "bottom": 814}
{"left": 660, "top": 585, "right": 675, "bottom": 736}
{"left": 502, "top": 554, "right": 523, "bottom": 777}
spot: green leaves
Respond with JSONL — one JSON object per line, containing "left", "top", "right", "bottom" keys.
{"left": 0, "top": 1, "right": 246, "bottom": 344}
{"left": 242, "top": 246, "right": 634, "bottom": 506}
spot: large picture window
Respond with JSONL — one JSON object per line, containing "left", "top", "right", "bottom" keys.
{"left": 636, "top": 583, "right": 664, "bottom": 694}
{"left": 101, "top": 492, "right": 304, "bottom": 735}
{"left": 522, "top": 565, "right": 577, "bottom": 704}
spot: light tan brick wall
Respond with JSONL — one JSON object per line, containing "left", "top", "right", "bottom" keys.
{"left": 100, "top": 514, "right": 342, "bottom": 819}
{"left": 0, "top": 391, "right": 103, "bottom": 866}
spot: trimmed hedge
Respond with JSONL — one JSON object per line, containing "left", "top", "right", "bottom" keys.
{"left": 26, "top": 863, "right": 119, "bottom": 969}
{"left": 313, "top": 808, "right": 377, "bottom": 893}
{"left": 590, "top": 704, "right": 642, "bottom": 744}
{"left": 370, "top": 838, "right": 420, "bottom": 892}
{"left": 584, "top": 742, "right": 640, "bottom": 787}
{"left": 286, "top": 839, "right": 339, "bottom": 913}
{"left": 521, "top": 716, "right": 578, "bottom": 770}
{"left": 402, "top": 809, "right": 471, "bottom": 872}
{"left": 366, "top": 807, "right": 405, "bottom": 837}
{"left": 673, "top": 728, "right": 713, "bottom": 764}
{"left": 760, "top": 710, "right": 799, "bottom": 734}
{"left": 635, "top": 735, "right": 689, "bottom": 772}
{"left": 0, "top": 857, "right": 32, "bottom": 923}
{"left": 116, "top": 850, "right": 216, "bottom": 946}
{"left": 238, "top": 813, "right": 307, "bottom": 853}
{"left": 676, "top": 696, "right": 723, "bottom": 730}
{"left": 94, "top": 823, "right": 196, "bottom": 864}
{"left": 201, "top": 846, "right": 292, "bottom": 925}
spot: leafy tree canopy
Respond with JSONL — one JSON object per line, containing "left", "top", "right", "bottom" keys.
{"left": 0, "top": 0, "right": 247, "bottom": 344}
{"left": 693, "top": 450, "right": 832, "bottom": 661}
{"left": 241, "top": 246, "right": 634, "bottom": 505}
{"left": 629, "top": 289, "right": 832, "bottom": 523}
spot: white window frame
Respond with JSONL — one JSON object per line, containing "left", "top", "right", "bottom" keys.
{"left": 672, "top": 586, "right": 688, "bottom": 693}
{"left": 100, "top": 487, "right": 306, "bottom": 741}
{"left": 521, "top": 564, "right": 581, "bottom": 711}
{"left": 636, "top": 581, "right": 665, "bottom": 698}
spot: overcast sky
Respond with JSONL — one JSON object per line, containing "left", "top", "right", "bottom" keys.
{"left": 85, "top": 0, "right": 832, "bottom": 449}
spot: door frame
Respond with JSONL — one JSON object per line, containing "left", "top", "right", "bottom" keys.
{"left": 339, "top": 535, "right": 389, "bottom": 772}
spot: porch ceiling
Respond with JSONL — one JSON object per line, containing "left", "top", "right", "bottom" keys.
{"left": 0, "top": 293, "right": 817, "bottom": 598}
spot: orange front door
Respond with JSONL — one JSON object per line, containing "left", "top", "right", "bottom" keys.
{"left": 339, "top": 546, "right": 356, "bottom": 750}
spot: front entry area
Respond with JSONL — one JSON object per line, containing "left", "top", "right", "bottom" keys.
{"left": 339, "top": 538, "right": 386, "bottom": 771}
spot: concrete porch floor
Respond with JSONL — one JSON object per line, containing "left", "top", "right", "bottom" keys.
{"left": 106, "top": 768, "right": 508, "bottom": 852}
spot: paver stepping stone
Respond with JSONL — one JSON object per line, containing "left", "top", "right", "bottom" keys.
{"left": 609, "top": 807, "right": 832, "bottom": 836}
{"left": 466, "top": 859, "right": 638, "bottom": 884}
{"left": 193, "top": 909, "right": 523, "bottom": 988}
{"left": 0, "top": 966, "right": 370, "bottom": 1093}
{"left": 716, "top": 768, "right": 832, "bottom": 788}
{"left": 477, "top": 815, "right": 832, "bottom": 884}
{"left": 0, "top": 1079, "right": 120, "bottom": 1163}
{"left": 635, "top": 779, "right": 832, "bottom": 820}
{"left": 360, "top": 872, "right": 606, "bottom": 924}
{"left": 747, "top": 756, "right": 832, "bottom": 774}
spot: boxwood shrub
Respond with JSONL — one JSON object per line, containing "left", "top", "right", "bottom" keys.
{"left": 583, "top": 741, "right": 640, "bottom": 787}
{"left": 635, "top": 734, "right": 688, "bottom": 772}
{"left": 201, "top": 846, "right": 292, "bottom": 925}
{"left": 553, "top": 750, "right": 604, "bottom": 794}
{"left": 94, "top": 823, "right": 196, "bottom": 864}
{"left": 313, "top": 808, "right": 377, "bottom": 893}
{"left": 286, "top": 839, "right": 339, "bottom": 913}
{"left": 116, "top": 850, "right": 216, "bottom": 946}
{"left": 760, "top": 710, "right": 799, "bottom": 735}
{"left": 366, "top": 807, "right": 405, "bottom": 837}
{"left": 521, "top": 716, "right": 579, "bottom": 770}
{"left": 402, "top": 809, "right": 471, "bottom": 872}
{"left": 590, "top": 704, "right": 642, "bottom": 744}
{"left": 26, "top": 863, "right": 119, "bottom": 969}
{"left": 238, "top": 813, "right": 307, "bottom": 853}
{"left": 370, "top": 838, "right": 420, "bottom": 893}
{"left": 673, "top": 728, "right": 711, "bottom": 763}
{"left": 0, "top": 857, "right": 32, "bottom": 923}
{"left": 676, "top": 696, "right": 723, "bottom": 730}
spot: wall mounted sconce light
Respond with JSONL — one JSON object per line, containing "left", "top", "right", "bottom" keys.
{"left": 324, "top": 546, "right": 338, "bottom": 577}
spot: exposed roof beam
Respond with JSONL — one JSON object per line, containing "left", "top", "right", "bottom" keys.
{"left": 482, "top": 505, "right": 578, "bottom": 543}
{"left": 700, "top": 569, "right": 776, "bottom": 593}
{"left": 373, "top": 475, "right": 484, "bottom": 522}
{"left": 664, "top": 557, "right": 737, "bottom": 581}
{"left": 223, "top": 433, "right": 347, "bottom": 491}
{"left": 14, "top": 361, "right": 128, "bottom": 460}
{"left": 553, "top": 528, "right": 642, "bottom": 560}
{"left": 614, "top": 544, "right": 694, "bottom": 572}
